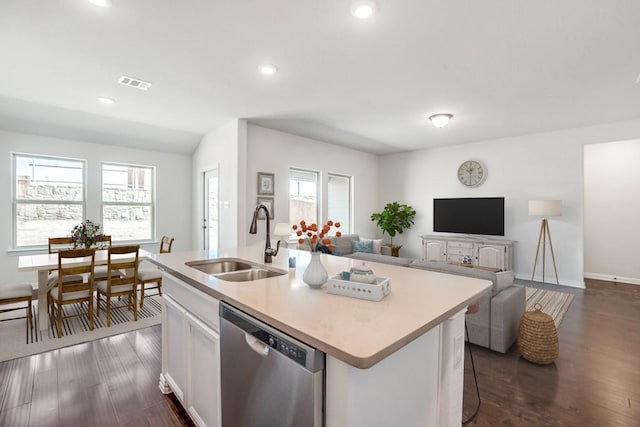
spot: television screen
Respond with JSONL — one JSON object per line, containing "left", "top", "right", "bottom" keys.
{"left": 433, "top": 197, "right": 504, "bottom": 236}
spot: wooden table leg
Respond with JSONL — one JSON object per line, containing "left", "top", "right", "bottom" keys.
{"left": 37, "top": 270, "right": 49, "bottom": 331}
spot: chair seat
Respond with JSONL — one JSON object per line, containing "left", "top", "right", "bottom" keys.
{"left": 94, "top": 265, "right": 124, "bottom": 280}
{"left": 0, "top": 283, "right": 34, "bottom": 299}
{"left": 137, "top": 268, "right": 162, "bottom": 281}
{"left": 96, "top": 281, "right": 135, "bottom": 294}
{"left": 47, "top": 273, "right": 85, "bottom": 287}
{"left": 50, "top": 286, "right": 91, "bottom": 302}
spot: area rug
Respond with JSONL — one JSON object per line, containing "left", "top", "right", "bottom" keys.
{"left": 525, "top": 287, "right": 574, "bottom": 328}
{"left": 0, "top": 293, "right": 162, "bottom": 362}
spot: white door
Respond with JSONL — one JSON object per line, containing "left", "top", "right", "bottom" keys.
{"left": 424, "top": 240, "right": 446, "bottom": 262}
{"left": 204, "top": 169, "right": 219, "bottom": 251}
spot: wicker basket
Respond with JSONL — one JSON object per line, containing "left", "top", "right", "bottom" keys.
{"left": 518, "top": 303, "right": 559, "bottom": 364}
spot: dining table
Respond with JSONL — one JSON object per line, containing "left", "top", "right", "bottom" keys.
{"left": 18, "top": 248, "right": 151, "bottom": 331}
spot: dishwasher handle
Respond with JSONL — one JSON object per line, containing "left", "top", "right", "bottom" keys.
{"left": 245, "top": 333, "right": 270, "bottom": 356}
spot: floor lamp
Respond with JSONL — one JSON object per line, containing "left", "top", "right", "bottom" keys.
{"left": 529, "top": 200, "right": 562, "bottom": 285}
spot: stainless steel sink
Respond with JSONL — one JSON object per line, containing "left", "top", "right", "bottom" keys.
{"left": 185, "top": 258, "right": 287, "bottom": 282}
{"left": 185, "top": 258, "right": 254, "bottom": 274}
{"left": 215, "top": 268, "right": 286, "bottom": 282}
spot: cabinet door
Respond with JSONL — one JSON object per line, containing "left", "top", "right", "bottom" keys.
{"left": 186, "top": 312, "right": 221, "bottom": 427}
{"left": 424, "top": 240, "right": 446, "bottom": 261}
{"left": 162, "top": 295, "right": 187, "bottom": 403}
{"left": 476, "top": 245, "right": 506, "bottom": 270}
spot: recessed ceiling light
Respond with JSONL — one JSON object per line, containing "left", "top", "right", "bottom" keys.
{"left": 258, "top": 64, "right": 278, "bottom": 75}
{"left": 88, "top": 0, "right": 112, "bottom": 8}
{"left": 429, "top": 113, "right": 453, "bottom": 128}
{"left": 351, "top": 1, "right": 377, "bottom": 19}
{"left": 98, "top": 97, "right": 115, "bottom": 105}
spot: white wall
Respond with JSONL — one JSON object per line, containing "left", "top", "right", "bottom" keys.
{"left": 192, "top": 119, "right": 248, "bottom": 251}
{"left": 1, "top": 129, "right": 192, "bottom": 285}
{"left": 584, "top": 139, "right": 640, "bottom": 284}
{"left": 380, "top": 118, "right": 640, "bottom": 288}
{"left": 244, "top": 124, "right": 380, "bottom": 247}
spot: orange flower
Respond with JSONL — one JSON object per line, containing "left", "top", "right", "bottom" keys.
{"left": 292, "top": 219, "right": 341, "bottom": 252}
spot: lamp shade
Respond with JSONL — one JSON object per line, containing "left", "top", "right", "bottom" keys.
{"left": 528, "top": 200, "right": 562, "bottom": 217}
{"left": 273, "top": 223, "right": 291, "bottom": 237}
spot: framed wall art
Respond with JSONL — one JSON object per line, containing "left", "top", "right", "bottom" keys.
{"left": 257, "top": 197, "right": 274, "bottom": 220}
{"left": 257, "top": 172, "right": 274, "bottom": 195}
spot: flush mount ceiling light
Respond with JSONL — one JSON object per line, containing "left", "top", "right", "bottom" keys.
{"left": 258, "top": 64, "right": 278, "bottom": 75}
{"left": 88, "top": 0, "right": 112, "bottom": 7}
{"left": 98, "top": 97, "right": 115, "bottom": 105}
{"left": 429, "top": 113, "right": 453, "bottom": 128}
{"left": 351, "top": 1, "right": 377, "bottom": 19}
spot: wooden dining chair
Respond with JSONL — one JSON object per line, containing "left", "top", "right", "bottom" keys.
{"left": 94, "top": 235, "right": 124, "bottom": 281}
{"left": 0, "top": 283, "right": 34, "bottom": 330}
{"left": 96, "top": 245, "right": 139, "bottom": 327}
{"left": 136, "top": 236, "right": 174, "bottom": 308}
{"left": 47, "top": 237, "right": 85, "bottom": 310}
{"left": 49, "top": 248, "right": 96, "bottom": 338}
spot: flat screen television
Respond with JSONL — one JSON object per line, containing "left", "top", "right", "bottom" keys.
{"left": 433, "top": 197, "right": 504, "bottom": 236}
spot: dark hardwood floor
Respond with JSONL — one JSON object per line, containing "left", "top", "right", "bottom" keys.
{"left": 0, "top": 326, "right": 193, "bottom": 427}
{"left": 1, "top": 278, "right": 638, "bottom": 426}
{"left": 463, "top": 278, "right": 640, "bottom": 426}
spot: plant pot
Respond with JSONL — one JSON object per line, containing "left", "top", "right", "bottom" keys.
{"left": 385, "top": 244, "right": 402, "bottom": 257}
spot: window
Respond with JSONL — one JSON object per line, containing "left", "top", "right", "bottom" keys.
{"left": 327, "top": 174, "right": 352, "bottom": 233}
{"left": 102, "top": 163, "right": 154, "bottom": 241}
{"left": 289, "top": 169, "right": 319, "bottom": 226}
{"left": 13, "top": 154, "right": 85, "bottom": 247}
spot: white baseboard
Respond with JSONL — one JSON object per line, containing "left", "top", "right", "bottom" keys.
{"left": 583, "top": 272, "right": 640, "bottom": 286}
{"left": 514, "top": 273, "right": 585, "bottom": 289}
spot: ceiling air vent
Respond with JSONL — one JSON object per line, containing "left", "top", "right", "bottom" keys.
{"left": 118, "top": 75, "right": 152, "bottom": 91}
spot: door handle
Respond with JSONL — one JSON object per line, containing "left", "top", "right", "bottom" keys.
{"left": 245, "top": 333, "right": 269, "bottom": 357}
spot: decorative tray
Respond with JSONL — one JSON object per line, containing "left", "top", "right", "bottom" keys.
{"left": 326, "top": 275, "right": 390, "bottom": 301}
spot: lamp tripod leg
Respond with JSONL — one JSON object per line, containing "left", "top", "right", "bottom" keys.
{"left": 545, "top": 220, "right": 560, "bottom": 285}
{"left": 531, "top": 219, "right": 545, "bottom": 280}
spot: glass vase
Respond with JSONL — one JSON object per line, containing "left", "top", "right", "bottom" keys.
{"left": 303, "top": 252, "right": 328, "bottom": 289}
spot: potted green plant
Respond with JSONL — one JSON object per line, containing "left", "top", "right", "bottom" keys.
{"left": 370, "top": 202, "right": 416, "bottom": 257}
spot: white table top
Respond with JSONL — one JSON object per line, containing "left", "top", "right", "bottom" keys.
{"left": 18, "top": 249, "right": 151, "bottom": 272}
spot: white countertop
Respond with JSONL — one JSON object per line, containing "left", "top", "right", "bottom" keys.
{"left": 147, "top": 245, "right": 492, "bottom": 369}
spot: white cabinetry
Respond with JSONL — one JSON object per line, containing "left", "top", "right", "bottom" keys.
{"left": 424, "top": 239, "right": 447, "bottom": 262}
{"left": 421, "top": 235, "right": 514, "bottom": 271}
{"left": 160, "top": 273, "right": 221, "bottom": 427}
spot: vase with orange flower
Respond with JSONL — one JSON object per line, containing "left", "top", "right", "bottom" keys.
{"left": 293, "top": 220, "right": 341, "bottom": 288}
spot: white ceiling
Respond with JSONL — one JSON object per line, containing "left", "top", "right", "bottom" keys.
{"left": 1, "top": 0, "right": 640, "bottom": 155}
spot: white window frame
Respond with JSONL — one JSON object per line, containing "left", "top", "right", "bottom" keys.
{"left": 101, "top": 161, "right": 156, "bottom": 243}
{"left": 327, "top": 173, "right": 353, "bottom": 234}
{"left": 289, "top": 168, "right": 320, "bottom": 226}
{"left": 12, "top": 153, "right": 86, "bottom": 249}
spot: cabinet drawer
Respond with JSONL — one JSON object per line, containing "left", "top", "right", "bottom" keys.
{"left": 447, "top": 241, "right": 473, "bottom": 249}
{"left": 447, "top": 248, "right": 473, "bottom": 256}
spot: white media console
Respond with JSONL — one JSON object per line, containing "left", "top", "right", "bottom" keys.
{"left": 421, "top": 234, "right": 515, "bottom": 271}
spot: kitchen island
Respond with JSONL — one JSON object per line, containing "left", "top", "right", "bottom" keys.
{"left": 147, "top": 245, "right": 492, "bottom": 427}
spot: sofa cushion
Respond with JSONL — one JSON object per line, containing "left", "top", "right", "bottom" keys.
{"left": 344, "top": 252, "right": 414, "bottom": 267}
{"left": 352, "top": 239, "right": 373, "bottom": 254}
{"left": 360, "top": 238, "right": 384, "bottom": 254}
{"left": 332, "top": 234, "right": 360, "bottom": 256}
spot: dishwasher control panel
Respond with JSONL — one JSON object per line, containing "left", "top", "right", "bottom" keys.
{"left": 267, "top": 334, "right": 307, "bottom": 366}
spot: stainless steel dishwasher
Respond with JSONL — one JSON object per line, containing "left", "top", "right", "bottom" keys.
{"left": 219, "top": 302, "right": 325, "bottom": 427}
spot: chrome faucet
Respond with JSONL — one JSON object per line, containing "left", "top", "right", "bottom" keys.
{"left": 249, "top": 204, "right": 280, "bottom": 263}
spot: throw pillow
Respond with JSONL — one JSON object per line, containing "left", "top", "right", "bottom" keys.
{"left": 352, "top": 240, "right": 373, "bottom": 254}
{"left": 360, "top": 238, "right": 383, "bottom": 255}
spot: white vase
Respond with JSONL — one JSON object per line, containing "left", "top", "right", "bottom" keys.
{"left": 303, "top": 252, "right": 328, "bottom": 289}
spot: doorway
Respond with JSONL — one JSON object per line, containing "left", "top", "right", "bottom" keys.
{"left": 204, "top": 169, "right": 219, "bottom": 251}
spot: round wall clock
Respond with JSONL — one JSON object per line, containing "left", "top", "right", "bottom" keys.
{"left": 457, "top": 159, "right": 487, "bottom": 187}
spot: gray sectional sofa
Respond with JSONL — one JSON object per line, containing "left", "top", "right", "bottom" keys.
{"left": 327, "top": 234, "right": 525, "bottom": 353}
